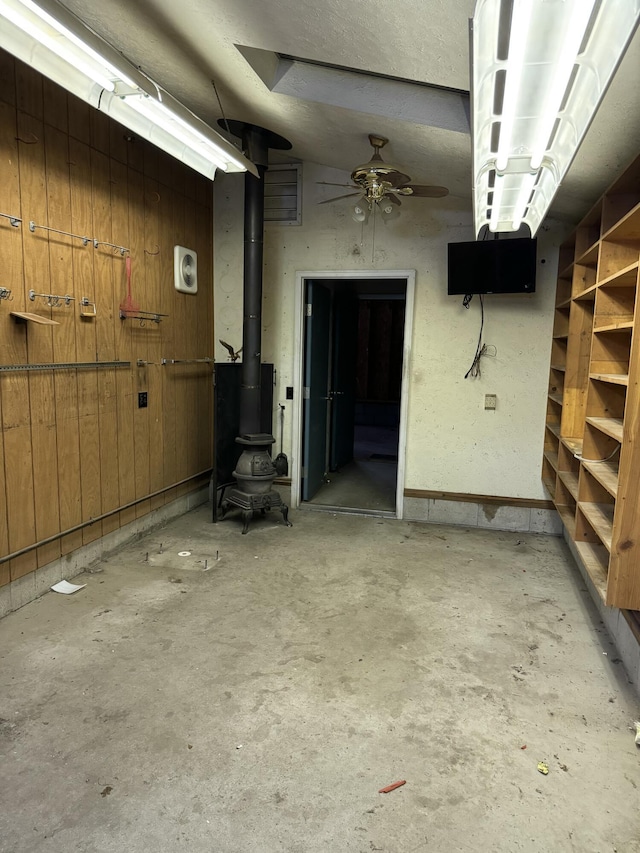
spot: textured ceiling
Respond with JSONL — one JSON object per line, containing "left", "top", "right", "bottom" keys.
{"left": 62, "top": 0, "right": 640, "bottom": 223}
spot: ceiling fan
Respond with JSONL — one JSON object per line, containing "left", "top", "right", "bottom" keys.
{"left": 318, "top": 134, "right": 449, "bottom": 222}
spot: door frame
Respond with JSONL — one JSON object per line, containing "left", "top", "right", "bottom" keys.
{"left": 291, "top": 269, "right": 416, "bottom": 518}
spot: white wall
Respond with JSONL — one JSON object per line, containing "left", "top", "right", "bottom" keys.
{"left": 214, "top": 162, "right": 560, "bottom": 501}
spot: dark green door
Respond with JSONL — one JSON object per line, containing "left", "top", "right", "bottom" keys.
{"left": 302, "top": 281, "right": 331, "bottom": 500}
{"left": 330, "top": 290, "right": 358, "bottom": 470}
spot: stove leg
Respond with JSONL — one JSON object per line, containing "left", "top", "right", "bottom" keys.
{"left": 280, "top": 504, "right": 292, "bottom": 527}
{"left": 241, "top": 509, "right": 253, "bottom": 535}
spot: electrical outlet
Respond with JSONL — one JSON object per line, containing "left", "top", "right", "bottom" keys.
{"left": 138, "top": 391, "right": 148, "bottom": 408}
{"left": 484, "top": 394, "right": 497, "bottom": 410}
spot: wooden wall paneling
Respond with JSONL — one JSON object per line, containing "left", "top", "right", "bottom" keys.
{"left": 159, "top": 185, "right": 177, "bottom": 505}
{"left": 126, "top": 134, "right": 144, "bottom": 175}
{"left": 68, "top": 94, "right": 90, "bottom": 145}
{"left": 110, "top": 157, "right": 136, "bottom": 528}
{"left": 45, "top": 122, "right": 83, "bottom": 556}
{"left": 15, "top": 61, "right": 43, "bottom": 121}
{"left": 70, "top": 137, "right": 102, "bottom": 544}
{"left": 183, "top": 189, "right": 199, "bottom": 482}
{"left": 0, "top": 386, "right": 9, "bottom": 585}
{"left": 144, "top": 143, "right": 159, "bottom": 183}
{"left": 18, "top": 111, "right": 61, "bottom": 569}
{"left": 172, "top": 183, "right": 190, "bottom": 496}
{"left": 0, "top": 100, "right": 26, "bottom": 363}
{"left": 0, "top": 84, "right": 36, "bottom": 580}
{"left": 144, "top": 173, "right": 164, "bottom": 511}
{"left": 109, "top": 119, "right": 128, "bottom": 166}
{"left": 128, "top": 167, "right": 151, "bottom": 518}
{"left": 90, "top": 110, "right": 110, "bottom": 157}
{"left": 92, "top": 147, "right": 120, "bottom": 535}
{"left": 0, "top": 50, "right": 16, "bottom": 108}
{"left": 42, "top": 79, "right": 68, "bottom": 134}
{"left": 0, "top": 90, "right": 12, "bottom": 575}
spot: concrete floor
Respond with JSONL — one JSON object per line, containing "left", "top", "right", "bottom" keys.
{"left": 307, "top": 426, "right": 398, "bottom": 512}
{"left": 1, "top": 500, "right": 639, "bottom": 853}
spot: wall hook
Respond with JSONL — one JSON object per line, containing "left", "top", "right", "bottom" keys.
{"left": 0, "top": 213, "right": 21, "bottom": 228}
{"left": 0, "top": 287, "right": 12, "bottom": 301}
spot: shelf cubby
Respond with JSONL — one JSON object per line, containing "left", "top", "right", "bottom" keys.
{"left": 558, "top": 236, "right": 576, "bottom": 277}
{"left": 548, "top": 367, "right": 565, "bottom": 402}
{"left": 541, "top": 457, "right": 557, "bottom": 499}
{"left": 594, "top": 284, "right": 636, "bottom": 334}
{"left": 589, "top": 331, "right": 631, "bottom": 378}
{"left": 598, "top": 260, "right": 639, "bottom": 289}
{"left": 555, "top": 478, "right": 576, "bottom": 535}
{"left": 575, "top": 501, "right": 611, "bottom": 553}
{"left": 581, "top": 457, "right": 619, "bottom": 499}
{"left": 601, "top": 157, "right": 640, "bottom": 234}
{"left": 572, "top": 264, "right": 597, "bottom": 299}
{"left": 575, "top": 202, "right": 602, "bottom": 258}
{"left": 552, "top": 306, "right": 570, "bottom": 338}
{"left": 598, "top": 239, "right": 640, "bottom": 281}
{"left": 584, "top": 416, "right": 624, "bottom": 443}
{"left": 574, "top": 541, "right": 609, "bottom": 602}
{"left": 557, "top": 442, "right": 580, "bottom": 500}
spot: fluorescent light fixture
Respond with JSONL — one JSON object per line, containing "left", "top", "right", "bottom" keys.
{"left": 472, "top": 0, "right": 640, "bottom": 236}
{"left": 0, "top": 0, "right": 257, "bottom": 179}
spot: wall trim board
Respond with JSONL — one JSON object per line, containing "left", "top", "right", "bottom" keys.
{"left": 0, "top": 484, "right": 209, "bottom": 619}
{"left": 403, "top": 488, "right": 554, "bottom": 510}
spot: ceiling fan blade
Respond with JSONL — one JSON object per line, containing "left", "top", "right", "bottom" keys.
{"left": 401, "top": 185, "right": 450, "bottom": 198}
{"left": 318, "top": 192, "right": 362, "bottom": 205}
{"left": 382, "top": 169, "right": 413, "bottom": 188}
{"left": 386, "top": 193, "right": 401, "bottom": 206}
{"left": 316, "top": 181, "right": 359, "bottom": 189}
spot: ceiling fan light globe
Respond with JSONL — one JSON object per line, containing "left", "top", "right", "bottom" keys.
{"left": 380, "top": 202, "right": 400, "bottom": 222}
{"left": 352, "top": 201, "right": 370, "bottom": 223}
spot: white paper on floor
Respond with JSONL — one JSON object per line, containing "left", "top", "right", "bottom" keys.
{"left": 50, "top": 580, "right": 86, "bottom": 594}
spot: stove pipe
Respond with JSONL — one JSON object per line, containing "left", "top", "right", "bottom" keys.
{"left": 220, "top": 121, "right": 291, "bottom": 433}
{"left": 217, "top": 121, "right": 292, "bottom": 534}
{"left": 240, "top": 134, "right": 267, "bottom": 435}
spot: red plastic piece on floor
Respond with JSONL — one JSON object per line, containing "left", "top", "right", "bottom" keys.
{"left": 378, "top": 780, "right": 406, "bottom": 793}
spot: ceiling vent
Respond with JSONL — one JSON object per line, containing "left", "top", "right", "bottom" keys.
{"left": 264, "top": 164, "right": 302, "bottom": 225}
{"left": 174, "top": 246, "right": 198, "bottom": 294}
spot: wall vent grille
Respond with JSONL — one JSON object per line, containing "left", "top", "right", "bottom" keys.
{"left": 264, "top": 164, "right": 302, "bottom": 225}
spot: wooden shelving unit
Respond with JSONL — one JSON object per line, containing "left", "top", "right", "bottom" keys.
{"left": 542, "top": 153, "right": 640, "bottom": 610}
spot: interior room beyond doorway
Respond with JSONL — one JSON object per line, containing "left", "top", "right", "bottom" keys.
{"left": 300, "top": 277, "right": 407, "bottom": 516}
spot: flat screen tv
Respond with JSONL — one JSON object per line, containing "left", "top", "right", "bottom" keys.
{"left": 447, "top": 237, "right": 537, "bottom": 295}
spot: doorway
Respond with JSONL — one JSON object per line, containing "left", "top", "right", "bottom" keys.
{"left": 291, "top": 270, "right": 415, "bottom": 518}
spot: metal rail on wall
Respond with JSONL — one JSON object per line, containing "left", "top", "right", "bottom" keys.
{"left": 161, "top": 358, "right": 215, "bottom": 365}
{"left": 29, "top": 220, "right": 130, "bottom": 255}
{"left": 0, "top": 212, "right": 21, "bottom": 227}
{"left": 0, "top": 360, "right": 131, "bottom": 373}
